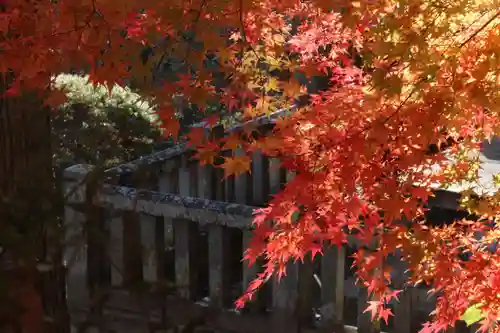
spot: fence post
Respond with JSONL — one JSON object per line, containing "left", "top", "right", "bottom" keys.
{"left": 158, "top": 158, "right": 179, "bottom": 281}
{"left": 208, "top": 224, "right": 229, "bottom": 307}
{"left": 197, "top": 164, "right": 213, "bottom": 200}
{"left": 224, "top": 150, "right": 235, "bottom": 201}
{"left": 242, "top": 229, "right": 265, "bottom": 312}
{"left": 179, "top": 155, "right": 191, "bottom": 197}
{"left": 198, "top": 163, "right": 230, "bottom": 307}
{"left": 140, "top": 213, "right": 159, "bottom": 283}
{"left": 174, "top": 155, "right": 199, "bottom": 299}
{"left": 109, "top": 214, "right": 124, "bottom": 287}
{"left": 288, "top": 163, "right": 315, "bottom": 328}
{"left": 297, "top": 254, "right": 315, "bottom": 328}
{"left": 251, "top": 151, "right": 265, "bottom": 206}
{"left": 173, "top": 218, "right": 199, "bottom": 300}
{"left": 392, "top": 253, "right": 411, "bottom": 333}
{"left": 357, "top": 286, "right": 379, "bottom": 333}
{"left": 270, "top": 157, "right": 295, "bottom": 329}
{"left": 321, "top": 245, "right": 346, "bottom": 324}
{"left": 235, "top": 148, "right": 248, "bottom": 204}
{"left": 272, "top": 262, "right": 299, "bottom": 333}
{"left": 63, "top": 164, "right": 94, "bottom": 308}
{"left": 268, "top": 157, "right": 281, "bottom": 196}
{"left": 356, "top": 244, "right": 380, "bottom": 333}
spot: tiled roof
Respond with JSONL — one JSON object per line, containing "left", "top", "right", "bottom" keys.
{"left": 436, "top": 137, "right": 500, "bottom": 196}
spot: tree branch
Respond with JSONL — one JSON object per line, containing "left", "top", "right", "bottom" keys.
{"left": 459, "top": 10, "right": 499, "bottom": 48}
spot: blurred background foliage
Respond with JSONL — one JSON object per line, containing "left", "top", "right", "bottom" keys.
{"left": 51, "top": 73, "right": 162, "bottom": 168}
{"left": 51, "top": 73, "right": 242, "bottom": 170}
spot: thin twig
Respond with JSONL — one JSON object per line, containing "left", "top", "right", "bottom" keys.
{"left": 459, "top": 10, "right": 500, "bottom": 48}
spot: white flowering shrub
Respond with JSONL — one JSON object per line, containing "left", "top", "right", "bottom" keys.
{"left": 51, "top": 74, "right": 163, "bottom": 168}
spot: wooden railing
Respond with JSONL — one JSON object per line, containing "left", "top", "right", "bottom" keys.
{"left": 63, "top": 111, "right": 475, "bottom": 333}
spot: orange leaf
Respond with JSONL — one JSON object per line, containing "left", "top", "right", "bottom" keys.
{"left": 282, "top": 79, "right": 304, "bottom": 98}
{"left": 193, "top": 143, "right": 219, "bottom": 166}
{"left": 220, "top": 155, "right": 251, "bottom": 178}
{"left": 222, "top": 132, "right": 242, "bottom": 150}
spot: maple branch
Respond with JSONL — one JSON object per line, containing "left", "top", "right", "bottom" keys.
{"left": 353, "top": 10, "right": 499, "bottom": 164}
{"left": 237, "top": 0, "right": 260, "bottom": 61}
{"left": 182, "top": 0, "right": 209, "bottom": 69}
{"left": 238, "top": 0, "right": 246, "bottom": 43}
{"left": 458, "top": 10, "right": 500, "bottom": 49}
{"left": 51, "top": 6, "right": 95, "bottom": 37}
{"left": 348, "top": 82, "right": 419, "bottom": 144}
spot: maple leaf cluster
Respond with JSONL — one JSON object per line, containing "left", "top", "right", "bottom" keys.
{"left": 1, "top": 0, "right": 500, "bottom": 331}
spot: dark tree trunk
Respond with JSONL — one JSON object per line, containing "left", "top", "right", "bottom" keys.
{"left": 0, "top": 74, "right": 70, "bottom": 333}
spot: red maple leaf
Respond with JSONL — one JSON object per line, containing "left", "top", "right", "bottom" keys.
{"left": 202, "top": 114, "right": 220, "bottom": 128}
{"left": 176, "top": 73, "right": 192, "bottom": 91}
{"left": 379, "top": 307, "right": 393, "bottom": 325}
{"left": 221, "top": 90, "right": 239, "bottom": 112}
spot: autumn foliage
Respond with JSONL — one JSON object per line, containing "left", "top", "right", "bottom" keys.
{"left": 1, "top": 0, "right": 500, "bottom": 331}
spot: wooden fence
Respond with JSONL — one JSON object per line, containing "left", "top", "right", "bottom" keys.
{"left": 63, "top": 111, "right": 477, "bottom": 333}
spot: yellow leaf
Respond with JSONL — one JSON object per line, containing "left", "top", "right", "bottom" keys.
{"left": 220, "top": 155, "right": 252, "bottom": 178}
{"left": 265, "top": 77, "right": 280, "bottom": 92}
{"left": 244, "top": 105, "right": 263, "bottom": 119}
{"left": 266, "top": 57, "right": 282, "bottom": 71}
{"left": 282, "top": 79, "right": 304, "bottom": 98}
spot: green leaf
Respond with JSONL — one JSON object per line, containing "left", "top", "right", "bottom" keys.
{"left": 460, "top": 304, "right": 485, "bottom": 326}
{"left": 493, "top": 173, "right": 500, "bottom": 186}
{"left": 291, "top": 211, "right": 301, "bottom": 224}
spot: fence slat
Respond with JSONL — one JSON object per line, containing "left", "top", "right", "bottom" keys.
{"left": 189, "top": 160, "right": 198, "bottom": 196}
{"left": 272, "top": 262, "right": 299, "bottom": 333}
{"left": 173, "top": 218, "right": 198, "bottom": 300}
{"left": 297, "top": 255, "right": 315, "bottom": 328}
{"left": 109, "top": 214, "right": 124, "bottom": 287}
{"left": 176, "top": 154, "right": 198, "bottom": 296}
{"left": 224, "top": 150, "right": 235, "bottom": 201}
{"left": 198, "top": 161, "right": 229, "bottom": 306}
{"left": 63, "top": 165, "right": 92, "bottom": 306}
{"left": 154, "top": 216, "right": 167, "bottom": 284}
{"left": 198, "top": 164, "right": 213, "bottom": 199}
{"left": 215, "top": 165, "right": 225, "bottom": 200}
{"left": 269, "top": 157, "right": 281, "bottom": 195}
{"left": 242, "top": 230, "right": 265, "bottom": 313}
{"left": 252, "top": 152, "right": 265, "bottom": 205}
{"left": 140, "top": 213, "right": 158, "bottom": 283}
{"left": 179, "top": 155, "right": 191, "bottom": 197}
{"left": 270, "top": 161, "right": 305, "bottom": 331}
{"left": 357, "top": 287, "right": 380, "bottom": 333}
{"left": 64, "top": 207, "right": 88, "bottom": 306}
{"left": 158, "top": 165, "right": 178, "bottom": 261}
{"left": 159, "top": 159, "right": 180, "bottom": 193}
{"left": 122, "top": 211, "right": 143, "bottom": 285}
{"left": 235, "top": 148, "right": 248, "bottom": 204}
{"left": 393, "top": 255, "right": 411, "bottom": 333}
{"left": 321, "top": 245, "right": 345, "bottom": 323}
{"left": 86, "top": 205, "right": 109, "bottom": 299}
{"left": 208, "top": 225, "right": 230, "bottom": 307}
